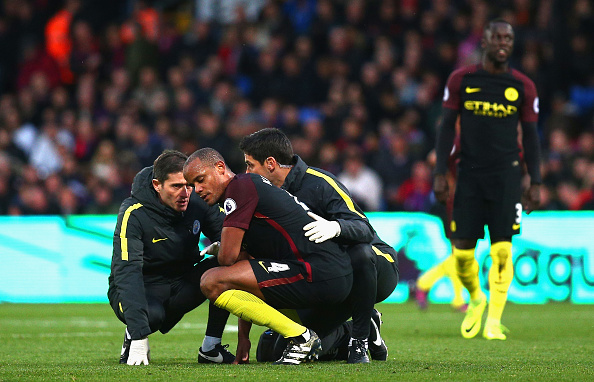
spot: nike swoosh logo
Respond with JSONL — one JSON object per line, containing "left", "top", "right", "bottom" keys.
{"left": 371, "top": 319, "right": 382, "bottom": 346}
{"left": 152, "top": 237, "right": 168, "bottom": 243}
{"left": 465, "top": 322, "right": 476, "bottom": 333}
{"left": 512, "top": 224, "right": 520, "bottom": 230}
{"left": 466, "top": 87, "right": 481, "bottom": 93}
{"left": 258, "top": 261, "right": 269, "bottom": 273}
{"left": 200, "top": 351, "right": 224, "bottom": 363}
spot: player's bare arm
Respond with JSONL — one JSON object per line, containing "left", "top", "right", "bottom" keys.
{"left": 234, "top": 319, "right": 252, "bottom": 364}
{"left": 218, "top": 226, "right": 246, "bottom": 266}
{"left": 523, "top": 185, "right": 540, "bottom": 214}
{"left": 433, "top": 174, "right": 450, "bottom": 204}
{"left": 520, "top": 121, "right": 542, "bottom": 214}
{"left": 434, "top": 108, "right": 459, "bottom": 203}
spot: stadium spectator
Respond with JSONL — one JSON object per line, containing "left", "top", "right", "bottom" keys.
{"left": 69, "top": 20, "right": 102, "bottom": 78}
{"left": 338, "top": 146, "right": 384, "bottom": 212}
{"left": 84, "top": 179, "right": 120, "bottom": 215}
{"left": 373, "top": 132, "right": 413, "bottom": 210}
{"left": 0, "top": 0, "right": 591, "bottom": 216}
{"left": 17, "top": 39, "right": 61, "bottom": 92}
{"left": 395, "top": 160, "right": 433, "bottom": 212}
{"left": 195, "top": 0, "right": 266, "bottom": 25}
{"left": 44, "top": 0, "right": 80, "bottom": 84}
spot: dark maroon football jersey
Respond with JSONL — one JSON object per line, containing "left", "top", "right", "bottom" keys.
{"left": 222, "top": 173, "right": 351, "bottom": 282}
{"left": 442, "top": 64, "right": 539, "bottom": 171}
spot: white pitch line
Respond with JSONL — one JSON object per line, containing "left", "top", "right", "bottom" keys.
{"left": 10, "top": 331, "right": 119, "bottom": 339}
{"left": 4, "top": 325, "right": 239, "bottom": 339}
{"left": 0, "top": 319, "right": 116, "bottom": 328}
{"left": 1, "top": 318, "right": 238, "bottom": 331}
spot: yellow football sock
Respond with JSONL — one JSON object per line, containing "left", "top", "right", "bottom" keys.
{"left": 215, "top": 290, "right": 306, "bottom": 338}
{"left": 453, "top": 246, "right": 481, "bottom": 300}
{"left": 443, "top": 254, "right": 466, "bottom": 307}
{"left": 416, "top": 257, "right": 448, "bottom": 292}
{"left": 487, "top": 241, "right": 514, "bottom": 323}
{"left": 278, "top": 309, "right": 302, "bottom": 324}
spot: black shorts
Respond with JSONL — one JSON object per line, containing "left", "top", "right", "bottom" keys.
{"left": 108, "top": 256, "right": 219, "bottom": 333}
{"left": 372, "top": 245, "right": 399, "bottom": 303}
{"left": 249, "top": 259, "right": 352, "bottom": 309}
{"left": 451, "top": 166, "right": 522, "bottom": 240}
{"left": 286, "top": 245, "right": 398, "bottom": 338}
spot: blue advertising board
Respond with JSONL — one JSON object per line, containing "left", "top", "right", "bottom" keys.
{"left": 0, "top": 212, "right": 592, "bottom": 303}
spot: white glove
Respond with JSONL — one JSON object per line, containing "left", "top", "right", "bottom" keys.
{"left": 127, "top": 338, "right": 150, "bottom": 365}
{"left": 303, "top": 212, "right": 341, "bottom": 243}
{"left": 200, "top": 241, "right": 220, "bottom": 257}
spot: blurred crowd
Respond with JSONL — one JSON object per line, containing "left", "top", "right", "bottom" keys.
{"left": 0, "top": 0, "right": 593, "bottom": 215}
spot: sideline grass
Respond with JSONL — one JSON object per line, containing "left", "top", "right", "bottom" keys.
{"left": 0, "top": 302, "right": 592, "bottom": 381}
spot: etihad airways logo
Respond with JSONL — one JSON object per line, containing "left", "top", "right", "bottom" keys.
{"left": 464, "top": 101, "right": 518, "bottom": 117}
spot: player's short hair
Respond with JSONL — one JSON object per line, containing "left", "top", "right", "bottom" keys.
{"left": 484, "top": 18, "right": 513, "bottom": 33}
{"left": 153, "top": 150, "right": 188, "bottom": 183}
{"left": 185, "top": 147, "right": 225, "bottom": 168}
{"left": 239, "top": 128, "right": 294, "bottom": 166}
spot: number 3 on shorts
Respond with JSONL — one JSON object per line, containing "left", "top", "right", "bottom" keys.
{"left": 515, "top": 203, "right": 522, "bottom": 224}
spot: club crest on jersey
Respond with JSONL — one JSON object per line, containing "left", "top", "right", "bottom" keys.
{"left": 192, "top": 220, "right": 200, "bottom": 235}
{"left": 505, "top": 87, "right": 518, "bottom": 102}
{"left": 224, "top": 198, "right": 237, "bottom": 215}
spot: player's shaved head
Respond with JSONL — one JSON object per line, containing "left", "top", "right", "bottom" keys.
{"left": 481, "top": 18, "right": 515, "bottom": 70}
{"left": 484, "top": 18, "right": 513, "bottom": 34}
{"left": 183, "top": 147, "right": 234, "bottom": 206}
{"left": 185, "top": 147, "right": 225, "bottom": 168}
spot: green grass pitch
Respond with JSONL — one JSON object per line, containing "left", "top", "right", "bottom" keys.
{"left": 0, "top": 302, "right": 592, "bottom": 381}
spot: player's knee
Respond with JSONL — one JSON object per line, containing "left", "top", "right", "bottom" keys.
{"left": 200, "top": 268, "right": 224, "bottom": 301}
{"left": 347, "top": 244, "right": 376, "bottom": 269}
{"left": 491, "top": 241, "right": 512, "bottom": 265}
{"left": 147, "top": 301, "right": 166, "bottom": 333}
{"left": 490, "top": 241, "right": 513, "bottom": 279}
{"left": 453, "top": 238, "right": 476, "bottom": 249}
{"left": 452, "top": 246, "right": 475, "bottom": 261}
